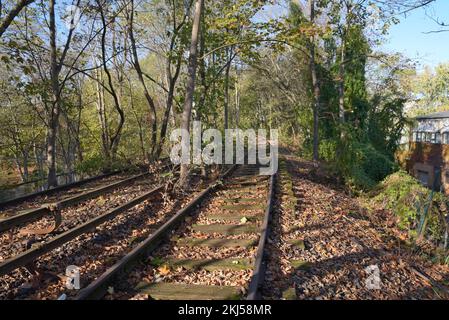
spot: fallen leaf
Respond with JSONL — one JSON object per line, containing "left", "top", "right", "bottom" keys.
{"left": 97, "top": 196, "right": 106, "bottom": 206}
{"left": 157, "top": 265, "right": 171, "bottom": 276}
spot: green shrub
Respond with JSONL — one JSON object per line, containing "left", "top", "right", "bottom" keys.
{"left": 75, "top": 155, "right": 131, "bottom": 176}
{"left": 357, "top": 143, "right": 397, "bottom": 183}
{"left": 346, "top": 164, "right": 377, "bottom": 191}
{"left": 333, "top": 139, "right": 396, "bottom": 192}
{"left": 318, "top": 139, "right": 338, "bottom": 162}
{"left": 372, "top": 171, "right": 426, "bottom": 230}
{"left": 370, "top": 171, "right": 446, "bottom": 242}
{"left": 75, "top": 155, "right": 107, "bottom": 176}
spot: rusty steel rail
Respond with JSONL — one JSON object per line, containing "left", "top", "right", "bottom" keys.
{"left": 0, "top": 186, "right": 163, "bottom": 276}
{"left": 0, "top": 157, "right": 171, "bottom": 210}
{"left": 2, "top": 171, "right": 75, "bottom": 189}
{"left": 0, "top": 172, "right": 151, "bottom": 234}
{"left": 247, "top": 171, "right": 276, "bottom": 300}
{"left": 0, "top": 171, "right": 120, "bottom": 209}
{"left": 75, "top": 165, "right": 237, "bottom": 300}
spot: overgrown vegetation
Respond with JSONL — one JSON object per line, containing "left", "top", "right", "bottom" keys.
{"left": 367, "top": 171, "right": 449, "bottom": 258}
{"left": 0, "top": 0, "right": 441, "bottom": 194}
{"left": 250, "top": 1, "right": 411, "bottom": 193}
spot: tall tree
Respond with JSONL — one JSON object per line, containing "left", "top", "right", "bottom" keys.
{"left": 47, "top": 0, "right": 60, "bottom": 187}
{"left": 47, "top": 0, "right": 82, "bottom": 186}
{"left": 309, "top": 0, "right": 320, "bottom": 162}
{"left": 127, "top": 0, "right": 157, "bottom": 159}
{"left": 97, "top": 0, "right": 125, "bottom": 161}
{"left": 179, "top": 0, "right": 204, "bottom": 188}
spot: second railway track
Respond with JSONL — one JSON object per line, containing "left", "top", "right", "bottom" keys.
{"left": 0, "top": 170, "right": 167, "bottom": 267}
{"left": 0, "top": 165, "right": 220, "bottom": 299}
{"left": 0, "top": 172, "right": 151, "bottom": 234}
{"left": 0, "top": 171, "right": 121, "bottom": 210}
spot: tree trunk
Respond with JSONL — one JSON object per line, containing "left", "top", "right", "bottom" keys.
{"left": 94, "top": 64, "right": 110, "bottom": 158}
{"left": 155, "top": 5, "right": 189, "bottom": 159}
{"left": 13, "top": 155, "right": 24, "bottom": 183}
{"left": 127, "top": 0, "right": 158, "bottom": 159}
{"left": 33, "top": 140, "right": 44, "bottom": 181}
{"left": 156, "top": 74, "right": 176, "bottom": 157}
{"left": 128, "top": 75, "right": 147, "bottom": 161}
{"left": 98, "top": 2, "right": 125, "bottom": 161}
{"left": 235, "top": 64, "right": 240, "bottom": 127}
{"left": 0, "top": 0, "right": 35, "bottom": 38}
{"left": 179, "top": 0, "right": 204, "bottom": 189}
{"left": 75, "top": 87, "right": 84, "bottom": 163}
{"left": 338, "top": 38, "right": 345, "bottom": 123}
{"left": 47, "top": 0, "right": 60, "bottom": 187}
{"left": 309, "top": 0, "right": 320, "bottom": 162}
{"left": 224, "top": 47, "right": 232, "bottom": 130}
{"left": 197, "top": 19, "right": 207, "bottom": 120}
{"left": 155, "top": 51, "right": 182, "bottom": 159}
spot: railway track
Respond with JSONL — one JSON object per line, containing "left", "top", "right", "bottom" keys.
{"left": 0, "top": 163, "right": 174, "bottom": 283}
{"left": 0, "top": 159, "right": 173, "bottom": 237}
{"left": 0, "top": 172, "right": 151, "bottom": 234}
{"left": 0, "top": 158, "right": 171, "bottom": 211}
{"left": 0, "top": 165, "right": 219, "bottom": 300}
{"left": 0, "top": 173, "right": 127, "bottom": 219}
{"left": 0, "top": 171, "right": 121, "bottom": 210}
{"left": 73, "top": 164, "right": 275, "bottom": 300}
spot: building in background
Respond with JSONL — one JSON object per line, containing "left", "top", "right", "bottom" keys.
{"left": 407, "top": 111, "right": 449, "bottom": 193}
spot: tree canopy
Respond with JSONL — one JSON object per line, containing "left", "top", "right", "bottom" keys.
{"left": 0, "top": 0, "right": 442, "bottom": 191}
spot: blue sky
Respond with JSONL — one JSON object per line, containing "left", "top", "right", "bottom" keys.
{"left": 257, "top": 1, "right": 449, "bottom": 69}
{"left": 381, "top": 0, "right": 449, "bottom": 68}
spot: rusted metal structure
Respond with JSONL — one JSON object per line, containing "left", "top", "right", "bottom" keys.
{"left": 407, "top": 111, "right": 449, "bottom": 193}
